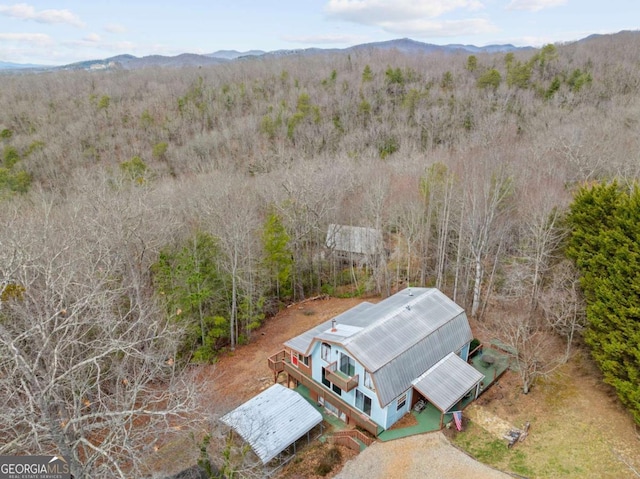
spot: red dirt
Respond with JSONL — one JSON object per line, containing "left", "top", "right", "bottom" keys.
{"left": 199, "top": 296, "right": 369, "bottom": 409}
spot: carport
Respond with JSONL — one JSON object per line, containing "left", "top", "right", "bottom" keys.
{"left": 412, "top": 352, "right": 485, "bottom": 427}
{"left": 220, "top": 384, "right": 323, "bottom": 465}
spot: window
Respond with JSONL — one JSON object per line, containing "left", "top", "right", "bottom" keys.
{"left": 301, "top": 354, "right": 309, "bottom": 366}
{"left": 321, "top": 368, "right": 330, "bottom": 388}
{"left": 364, "top": 370, "right": 375, "bottom": 391}
{"left": 397, "top": 392, "right": 407, "bottom": 411}
{"left": 339, "top": 353, "right": 355, "bottom": 377}
{"left": 332, "top": 383, "right": 342, "bottom": 396}
{"left": 356, "top": 390, "right": 372, "bottom": 416}
{"left": 321, "top": 342, "right": 331, "bottom": 361}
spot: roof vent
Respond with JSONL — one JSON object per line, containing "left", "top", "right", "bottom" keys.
{"left": 331, "top": 319, "right": 337, "bottom": 332}
{"left": 408, "top": 288, "right": 413, "bottom": 296}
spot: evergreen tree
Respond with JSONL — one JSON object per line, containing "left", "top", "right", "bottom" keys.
{"left": 262, "top": 211, "right": 293, "bottom": 301}
{"left": 567, "top": 181, "right": 640, "bottom": 424}
{"left": 152, "top": 231, "right": 230, "bottom": 361}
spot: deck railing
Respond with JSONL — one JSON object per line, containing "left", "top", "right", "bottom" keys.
{"left": 331, "top": 429, "right": 375, "bottom": 447}
{"left": 324, "top": 361, "right": 359, "bottom": 392}
{"left": 267, "top": 350, "right": 286, "bottom": 376}
{"left": 283, "top": 362, "right": 379, "bottom": 436}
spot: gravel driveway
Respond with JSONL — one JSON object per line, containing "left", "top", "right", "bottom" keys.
{"left": 334, "top": 432, "right": 511, "bottom": 479}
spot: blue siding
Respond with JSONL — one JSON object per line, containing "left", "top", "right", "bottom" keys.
{"left": 310, "top": 341, "right": 387, "bottom": 428}
{"left": 384, "top": 389, "right": 413, "bottom": 429}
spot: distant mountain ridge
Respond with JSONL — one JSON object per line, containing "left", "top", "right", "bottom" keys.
{"left": 0, "top": 35, "right": 598, "bottom": 71}
{"left": 0, "top": 60, "right": 46, "bottom": 70}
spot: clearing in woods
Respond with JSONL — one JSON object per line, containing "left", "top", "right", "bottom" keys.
{"left": 158, "top": 296, "right": 640, "bottom": 478}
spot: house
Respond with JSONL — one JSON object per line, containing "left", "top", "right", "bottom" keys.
{"left": 325, "top": 224, "right": 383, "bottom": 266}
{"left": 267, "top": 287, "right": 484, "bottom": 436}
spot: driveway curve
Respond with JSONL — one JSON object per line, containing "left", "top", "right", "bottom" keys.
{"left": 334, "top": 432, "right": 511, "bottom": 479}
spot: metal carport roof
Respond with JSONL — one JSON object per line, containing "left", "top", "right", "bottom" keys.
{"left": 220, "top": 384, "right": 322, "bottom": 464}
{"left": 412, "top": 352, "right": 484, "bottom": 413}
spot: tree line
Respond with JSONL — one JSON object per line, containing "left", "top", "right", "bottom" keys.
{"left": 1, "top": 31, "right": 640, "bottom": 476}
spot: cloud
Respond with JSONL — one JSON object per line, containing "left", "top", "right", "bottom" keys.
{"left": 104, "top": 23, "right": 126, "bottom": 34}
{"left": 506, "top": 0, "right": 567, "bottom": 12}
{"left": 379, "top": 18, "right": 498, "bottom": 37}
{"left": 0, "top": 32, "right": 52, "bottom": 45}
{"left": 83, "top": 33, "right": 101, "bottom": 43}
{"left": 325, "top": 0, "right": 484, "bottom": 24}
{"left": 0, "top": 3, "right": 85, "bottom": 27}
{"left": 283, "top": 33, "right": 368, "bottom": 45}
{"left": 324, "top": 0, "right": 492, "bottom": 38}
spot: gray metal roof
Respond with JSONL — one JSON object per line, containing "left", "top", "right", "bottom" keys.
{"left": 344, "top": 289, "right": 465, "bottom": 372}
{"left": 284, "top": 301, "right": 375, "bottom": 354}
{"left": 326, "top": 224, "right": 382, "bottom": 255}
{"left": 412, "top": 352, "right": 484, "bottom": 413}
{"left": 220, "top": 384, "right": 322, "bottom": 464}
{"left": 284, "top": 288, "right": 473, "bottom": 408}
{"left": 345, "top": 288, "right": 473, "bottom": 407}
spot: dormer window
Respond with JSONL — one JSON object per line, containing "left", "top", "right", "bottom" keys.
{"left": 364, "top": 370, "right": 375, "bottom": 391}
{"left": 321, "top": 342, "right": 331, "bottom": 361}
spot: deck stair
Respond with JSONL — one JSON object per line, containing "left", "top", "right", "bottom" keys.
{"left": 328, "top": 429, "right": 375, "bottom": 453}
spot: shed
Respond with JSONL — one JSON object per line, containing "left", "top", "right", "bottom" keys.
{"left": 220, "top": 384, "right": 323, "bottom": 465}
{"left": 325, "top": 224, "right": 382, "bottom": 259}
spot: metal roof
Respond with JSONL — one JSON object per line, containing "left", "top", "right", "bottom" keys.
{"left": 344, "top": 289, "right": 465, "bottom": 372}
{"left": 326, "top": 224, "right": 382, "bottom": 255}
{"left": 284, "top": 288, "right": 473, "bottom": 408}
{"left": 412, "top": 352, "right": 484, "bottom": 413}
{"left": 345, "top": 289, "right": 473, "bottom": 407}
{"left": 220, "top": 384, "right": 322, "bottom": 464}
{"left": 284, "top": 301, "right": 375, "bottom": 354}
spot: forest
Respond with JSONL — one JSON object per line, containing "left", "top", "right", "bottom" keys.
{"left": 0, "top": 30, "right": 639, "bottom": 478}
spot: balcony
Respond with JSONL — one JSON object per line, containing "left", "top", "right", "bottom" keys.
{"left": 324, "top": 361, "right": 359, "bottom": 392}
{"left": 267, "top": 350, "right": 287, "bottom": 380}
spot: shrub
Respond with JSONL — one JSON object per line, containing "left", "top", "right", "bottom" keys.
{"left": 315, "top": 446, "right": 342, "bottom": 476}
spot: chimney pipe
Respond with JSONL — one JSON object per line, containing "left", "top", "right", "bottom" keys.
{"left": 331, "top": 319, "right": 337, "bottom": 332}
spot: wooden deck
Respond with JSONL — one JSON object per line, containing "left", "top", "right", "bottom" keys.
{"left": 267, "top": 350, "right": 380, "bottom": 436}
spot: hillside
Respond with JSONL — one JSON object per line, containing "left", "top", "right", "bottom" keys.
{"left": 0, "top": 30, "right": 639, "bottom": 478}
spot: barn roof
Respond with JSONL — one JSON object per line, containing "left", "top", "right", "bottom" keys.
{"left": 220, "top": 384, "right": 322, "bottom": 464}
{"left": 284, "top": 288, "right": 473, "bottom": 408}
{"left": 412, "top": 352, "right": 484, "bottom": 413}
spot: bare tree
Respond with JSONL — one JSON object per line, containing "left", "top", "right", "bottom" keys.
{"left": 461, "top": 158, "right": 514, "bottom": 317}
{"left": 0, "top": 188, "right": 198, "bottom": 479}
{"left": 486, "top": 305, "right": 563, "bottom": 394}
{"left": 538, "top": 260, "right": 586, "bottom": 360}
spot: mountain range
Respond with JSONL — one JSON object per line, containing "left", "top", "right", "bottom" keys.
{"left": 0, "top": 38, "right": 532, "bottom": 72}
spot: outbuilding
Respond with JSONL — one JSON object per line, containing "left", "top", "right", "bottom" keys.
{"left": 220, "top": 384, "right": 323, "bottom": 465}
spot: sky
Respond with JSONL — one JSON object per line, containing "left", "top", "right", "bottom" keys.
{"left": 0, "top": 0, "right": 637, "bottom": 66}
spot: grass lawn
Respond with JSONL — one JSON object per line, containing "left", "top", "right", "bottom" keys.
{"left": 450, "top": 352, "right": 640, "bottom": 478}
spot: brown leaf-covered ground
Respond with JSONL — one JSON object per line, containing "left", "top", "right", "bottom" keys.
{"left": 155, "top": 296, "right": 640, "bottom": 478}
